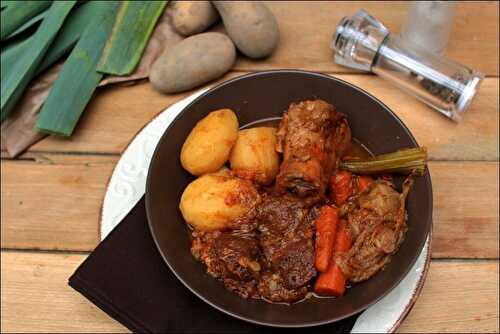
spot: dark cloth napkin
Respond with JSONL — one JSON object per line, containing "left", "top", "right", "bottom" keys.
{"left": 69, "top": 197, "right": 359, "bottom": 333}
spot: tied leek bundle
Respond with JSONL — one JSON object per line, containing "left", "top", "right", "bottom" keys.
{"left": 340, "top": 147, "right": 428, "bottom": 176}
{"left": 97, "top": 0, "right": 167, "bottom": 75}
{"left": 0, "top": 1, "right": 76, "bottom": 122}
{"left": 36, "top": 1, "right": 120, "bottom": 136}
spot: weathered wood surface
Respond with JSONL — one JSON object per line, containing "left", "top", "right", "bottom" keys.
{"left": 1, "top": 251, "right": 498, "bottom": 333}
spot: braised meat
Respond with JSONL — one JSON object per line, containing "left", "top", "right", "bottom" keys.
{"left": 256, "top": 194, "right": 316, "bottom": 302}
{"left": 191, "top": 231, "right": 262, "bottom": 298}
{"left": 336, "top": 177, "right": 414, "bottom": 282}
{"left": 192, "top": 193, "right": 317, "bottom": 303}
{"left": 258, "top": 272, "right": 309, "bottom": 304}
{"left": 275, "top": 100, "right": 351, "bottom": 202}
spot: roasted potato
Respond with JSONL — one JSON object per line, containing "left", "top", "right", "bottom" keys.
{"left": 229, "top": 127, "right": 280, "bottom": 185}
{"left": 181, "top": 109, "right": 238, "bottom": 175}
{"left": 179, "top": 173, "right": 260, "bottom": 231}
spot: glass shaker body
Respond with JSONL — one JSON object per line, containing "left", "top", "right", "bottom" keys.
{"left": 332, "top": 10, "right": 483, "bottom": 121}
{"left": 400, "top": 1, "right": 456, "bottom": 55}
{"left": 373, "top": 34, "right": 482, "bottom": 120}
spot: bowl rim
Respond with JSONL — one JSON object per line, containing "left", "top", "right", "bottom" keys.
{"left": 145, "top": 69, "right": 433, "bottom": 328}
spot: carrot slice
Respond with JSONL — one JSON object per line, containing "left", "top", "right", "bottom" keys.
{"left": 314, "top": 220, "right": 351, "bottom": 297}
{"left": 314, "top": 206, "right": 339, "bottom": 272}
{"left": 330, "top": 170, "right": 353, "bottom": 205}
{"left": 314, "top": 263, "right": 346, "bottom": 297}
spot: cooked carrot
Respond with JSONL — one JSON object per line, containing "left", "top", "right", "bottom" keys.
{"left": 356, "top": 175, "right": 373, "bottom": 194}
{"left": 314, "top": 220, "right": 351, "bottom": 297}
{"left": 314, "top": 263, "right": 346, "bottom": 297}
{"left": 334, "top": 220, "right": 351, "bottom": 252}
{"left": 314, "top": 206, "right": 339, "bottom": 272}
{"left": 330, "top": 170, "right": 353, "bottom": 205}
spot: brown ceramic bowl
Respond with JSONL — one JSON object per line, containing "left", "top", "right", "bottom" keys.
{"left": 146, "top": 70, "right": 433, "bottom": 327}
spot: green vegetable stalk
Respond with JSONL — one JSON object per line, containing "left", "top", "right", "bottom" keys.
{"left": 0, "top": 0, "right": 51, "bottom": 40}
{"left": 36, "top": 1, "right": 120, "bottom": 136}
{"left": 97, "top": 0, "right": 167, "bottom": 76}
{"left": 0, "top": 1, "right": 76, "bottom": 122}
{"left": 340, "top": 147, "right": 428, "bottom": 176}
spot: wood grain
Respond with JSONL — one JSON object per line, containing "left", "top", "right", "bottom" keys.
{"left": 1, "top": 155, "right": 118, "bottom": 251}
{"left": 1, "top": 251, "right": 497, "bottom": 333}
{"left": 232, "top": 2, "right": 499, "bottom": 76}
{"left": 431, "top": 162, "right": 499, "bottom": 259}
{"left": 398, "top": 261, "right": 499, "bottom": 333}
{"left": 26, "top": 76, "right": 499, "bottom": 161}
{"left": 0, "top": 251, "right": 128, "bottom": 333}
{"left": 2, "top": 155, "right": 498, "bottom": 258}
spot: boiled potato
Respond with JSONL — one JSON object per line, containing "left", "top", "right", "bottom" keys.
{"left": 179, "top": 173, "right": 260, "bottom": 231}
{"left": 229, "top": 127, "right": 280, "bottom": 185}
{"left": 181, "top": 109, "right": 238, "bottom": 175}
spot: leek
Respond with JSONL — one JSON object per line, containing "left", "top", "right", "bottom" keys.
{"left": 36, "top": 1, "right": 119, "bottom": 136}
{"left": 340, "top": 147, "right": 428, "bottom": 176}
{"left": 0, "top": 1, "right": 76, "bottom": 122}
{"left": 1, "top": 1, "right": 108, "bottom": 82}
{"left": 97, "top": 0, "right": 167, "bottom": 76}
{"left": 5, "top": 9, "right": 47, "bottom": 40}
{"left": 0, "top": 0, "right": 51, "bottom": 40}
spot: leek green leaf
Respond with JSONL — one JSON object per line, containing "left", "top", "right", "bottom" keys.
{"left": 97, "top": 0, "right": 167, "bottom": 76}
{"left": 36, "top": 1, "right": 120, "bottom": 136}
{"left": 0, "top": 1, "right": 76, "bottom": 122}
{"left": 1, "top": 0, "right": 51, "bottom": 40}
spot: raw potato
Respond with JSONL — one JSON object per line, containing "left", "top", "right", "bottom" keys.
{"left": 169, "top": 1, "right": 219, "bottom": 36}
{"left": 150, "top": 32, "right": 236, "bottom": 93}
{"left": 181, "top": 109, "right": 238, "bottom": 175}
{"left": 212, "top": 1, "right": 279, "bottom": 58}
{"left": 179, "top": 173, "right": 260, "bottom": 231}
{"left": 230, "top": 127, "right": 280, "bottom": 185}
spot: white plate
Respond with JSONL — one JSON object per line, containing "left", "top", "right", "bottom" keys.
{"left": 100, "top": 88, "right": 431, "bottom": 333}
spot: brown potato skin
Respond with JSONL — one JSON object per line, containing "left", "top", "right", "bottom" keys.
{"left": 212, "top": 1, "right": 279, "bottom": 58}
{"left": 229, "top": 127, "right": 280, "bottom": 185}
{"left": 169, "top": 1, "right": 219, "bottom": 36}
{"left": 150, "top": 32, "right": 236, "bottom": 93}
{"left": 181, "top": 109, "right": 238, "bottom": 176}
{"left": 179, "top": 173, "right": 260, "bottom": 231}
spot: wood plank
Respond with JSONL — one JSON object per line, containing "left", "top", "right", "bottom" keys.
{"left": 28, "top": 76, "right": 499, "bottom": 161}
{"left": 231, "top": 1, "right": 499, "bottom": 76}
{"left": 2, "top": 155, "right": 498, "bottom": 258}
{"left": 1, "top": 251, "right": 498, "bottom": 333}
{"left": 398, "top": 261, "right": 499, "bottom": 333}
{"left": 1, "top": 155, "right": 118, "bottom": 251}
{"left": 430, "top": 162, "right": 499, "bottom": 258}
{"left": 1, "top": 251, "right": 128, "bottom": 333}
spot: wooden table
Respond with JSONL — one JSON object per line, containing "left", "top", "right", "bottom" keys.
{"left": 1, "top": 2, "right": 498, "bottom": 333}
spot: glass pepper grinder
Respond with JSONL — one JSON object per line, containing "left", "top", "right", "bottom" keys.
{"left": 331, "top": 10, "right": 483, "bottom": 121}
